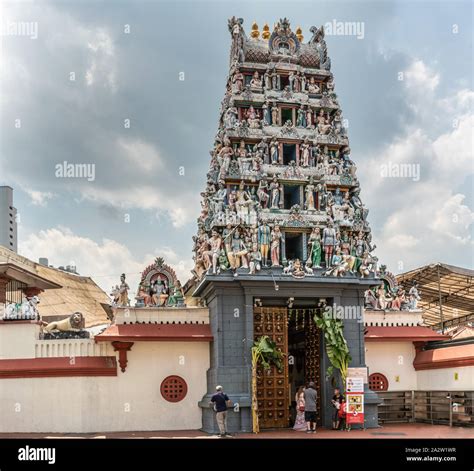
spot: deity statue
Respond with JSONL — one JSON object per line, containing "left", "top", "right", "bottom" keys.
{"left": 301, "top": 139, "right": 311, "bottom": 167}
{"left": 218, "top": 249, "right": 230, "bottom": 272}
{"left": 359, "top": 251, "right": 375, "bottom": 279}
{"left": 354, "top": 231, "right": 367, "bottom": 258}
{"left": 248, "top": 243, "right": 262, "bottom": 274}
{"left": 305, "top": 177, "right": 316, "bottom": 211}
{"left": 250, "top": 71, "right": 263, "bottom": 91}
{"left": 269, "top": 176, "right": 281, "bottom": 208}
{"left": 376, "top": 285, "right": 392, "bottom": 310}
{"left": 365, "top": 289, "right": 378, "bottom": 310}
{"left": 223, "top": 106, "right": 238, "bottom": 129}
{"left": 408, "top": 281, "right": 421, "bottom": 310}
{"left": 340, "top": 232, "right": 356, "bottom": 271}
{"left": 322, "top": 220, "right": 337, "bottom": 268}
{"left": 258, "top": 220, "right": 272, "bottom": 267}
{"left": 235, "top": 181, "right": 252, "bottom": 222}
{"left": 246, "top": 106, "right": 261, "bottom": 128}
{"left": 167, "top": 281, "right": 185, "bottom": 307}
{"left": 257, "top": 177, "right": 270, "bottom": 208}
{"left": 326, "top": 76, "right": 335, "bottom": 94}
{"left": 306, "top": 107, "right": 313, "bottom": 128}
{"left": 293, "top": 72, "right": 301, "bottom": 92}
{"left": 316, "top": 109, "right": 331, "bottom": 134}
{"left": 150, "top": 278, "right": 168, "bottom": 307}
{"left": 316, "top": 182, "right": 328, "bottom": 211}
{"left": 232, "top": 70, "right": 245, "bottom": 93}
{"left": 218, "top": 137, "right": 234, "bottom": 177}
{"left": 271, "top": 69, "right": 280, "bottom": 90}
{"left": 329, "top": 187, "right": 344, "bottom": 222}
{"left": 311, "top": 141, "right": 319, "bottom": 167}
{"left": 340, "top": 192, "right": 355, "bottom": 222}
{"left": 211, "top": 182, "right": 227, "bottom": 219}
{"left": 117, "top": 273, "right": 130, "bottom": 307}
{"left": 328, "top": 248, "right": 351, "bottom": 277}
{"left": 222, "top": 223, "right": 235, "bottom": 261}
{"left": 301, "top": 73, "right": 306, "bottom": 92}
{"left": 257, "top": 138, "right": 270, "bottom": 164}
{"left": 262, "top": 102, "right": 272, "bottom": 125}
{"left": 288, "top": 71, "right": 295, "bottom": 91}
{"left": 270, "top": 225, "right": 282, "bottom": 267}
{"left": 228, "top": 229, "right": 249, "bottom": 270}
{"left": 270, "top": 138, "right": 279, "bottom": 164}
{"left": 203, "top": 229, "right": 222, "bottom": 275}
{"left": 307, "top": 227, "right": 322, "bottom": 268}
{"left": 264, "top": 67, "right": 272, "bottom": 90}
{"left": 333, "top": 109, "right": 344, "bottom": 135}
{"left": 389, "top": 287, "right": 405, "bottom": 309}
{"left": 296, "top": 105, "right": 307, "bottom": 128}
{"left": 308, "top": 76, "right": 320, "bottom": 94}
{"left": 271, "top": 102, "right": 279, "bottom": 126}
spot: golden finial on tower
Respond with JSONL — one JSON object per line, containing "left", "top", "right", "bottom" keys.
{"left": 251, "top": 21, "right": 260, "bottom": 39}
{"left": 262, "top": 23, "right": 270, "bottom": 40}
{"left": 296, "top": 26, "right": 304, "bottom": 42}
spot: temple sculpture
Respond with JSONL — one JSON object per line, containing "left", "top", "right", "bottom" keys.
{"left": 192, "top": 17, "right": 377, "bottom": 280}
{"left": 134, "top": 257, "right": 185, "bottom": 308}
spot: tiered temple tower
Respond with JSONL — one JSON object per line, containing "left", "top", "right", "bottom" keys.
{"left": 193, "top": 18, "right": 380, "bottom": 433}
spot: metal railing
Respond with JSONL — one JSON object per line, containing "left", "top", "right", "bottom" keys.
{"left": 377, "top": 390, "right": 473, "bottom": 427}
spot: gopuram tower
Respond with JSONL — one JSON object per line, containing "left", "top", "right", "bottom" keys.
{"left": 193, "top": 18, "right": 380, "bottom": 433}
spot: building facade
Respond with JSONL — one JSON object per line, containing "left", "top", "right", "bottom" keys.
{"left": 192, "top": 18, "right": 381, "bottom": 433}
{"left": 0, "top": 187, "right": 18, "bottom": 253}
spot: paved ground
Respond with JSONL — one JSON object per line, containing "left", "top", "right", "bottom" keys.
{"left": 0, "top": 423, "right": 473, "bottom": 439}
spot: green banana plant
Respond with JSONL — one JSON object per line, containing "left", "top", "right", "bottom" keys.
{"left": 314, "top": 312, "right": 351, "bottom": 388}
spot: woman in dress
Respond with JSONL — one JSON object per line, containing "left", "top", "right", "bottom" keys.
{"left": 293, "top": 386, "right": 306, "bottom": 431}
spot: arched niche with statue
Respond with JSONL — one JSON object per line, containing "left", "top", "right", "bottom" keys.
{"left": 135, "top": 257, "right": 185, "bottom": 308}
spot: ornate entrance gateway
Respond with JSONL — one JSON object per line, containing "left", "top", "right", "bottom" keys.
{"left": 254, "top": 306, "right": 322, "bottom": 429}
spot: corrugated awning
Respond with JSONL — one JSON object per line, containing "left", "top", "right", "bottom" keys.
{"left": 95, "top": 323, "right": 213, "bottom": 342}
{"left": 396, "top": 263, "right": 474, "bottom": 327}
{"left": 365, "top": 326, "right": 450, "bottom": 342}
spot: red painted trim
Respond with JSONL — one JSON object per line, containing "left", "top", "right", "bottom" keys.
{"left": 365, "top": 336, "right": 446, "bottom": 342}
{"left": 364, "top": 326, "right": 449, "bottom": 342}
{"left": 112, "top": 341, "right": 134, "bottom": 373}
{"left": 413, "top": 344, "right": 474, "bottom": 371}
{"left": 95, "top": 324, "right": 213, "bottom": 343}
{"left": 0, "top": 357, "right": 117, "bottom": 378}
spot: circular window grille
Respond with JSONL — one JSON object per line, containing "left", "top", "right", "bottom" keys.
{"left": 368, "top": 373, "right": 389, "bottom": 391}
{"left": 160, "top": 375, "right": 188, "bottom": 402}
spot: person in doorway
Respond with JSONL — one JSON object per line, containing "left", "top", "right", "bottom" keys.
{"left": 303, "top": 381, "right": 318, "bottom": 433}
{"left": 331, "top": 387, "right": 345, "bottom": 430}
{"left": 210, "top": 385, "right": 232, "bottom": 437}
{"left": 293, "top": 386, "right": 306, "bottom": 431}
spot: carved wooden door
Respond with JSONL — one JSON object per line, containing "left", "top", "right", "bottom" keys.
{"left": 253, "top": 306, "right": 289, "bottom": 429}
{"left": 304, "top": 312, "right": 322, "bottom": 425}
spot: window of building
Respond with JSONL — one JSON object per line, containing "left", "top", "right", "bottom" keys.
{"left": 283, "top": 184, "right": 300, "bottom": 209}
{"left": 280, "top": 74, "right": 289, "bottom": 90}
{"left": 160, "top": 375, "right": 188, "bottom": 402}
{"left": 282, "top": 144, "right": 296, "bottom": 165}
{"left": 281, "top": 107, "right": 293, "bottom": 125}
{"left": 368, "top": 373, "right": 389, "bottom": 391}
{"left": 285, "top": 232, "right": 304, "bottom": 260}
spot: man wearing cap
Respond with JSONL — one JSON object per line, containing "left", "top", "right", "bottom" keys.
{"left": 210, "top": 385, "right": 232, "bottom": 437}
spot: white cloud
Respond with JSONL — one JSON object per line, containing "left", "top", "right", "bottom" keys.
{"left": 404, "top": 59, "right": 440, "bottom": 92}
{"left": 361, "top": 58, "right": 473, "bottom": 273}
{"left": 19, "top": 227, "right": 194, "bottom": 295}
{"left": 25, "top": 189, "right": 55, "bottom": 207}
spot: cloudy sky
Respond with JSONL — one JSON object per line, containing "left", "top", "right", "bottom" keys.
{"left": 0, "top": 0, "right": 472, "bottom": 293}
